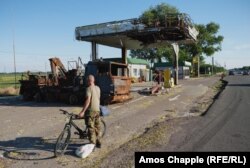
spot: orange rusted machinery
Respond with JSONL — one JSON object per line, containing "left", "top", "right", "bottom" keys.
{"left": 19, "top": 58, "right": 132, "bottom": 104}
{"left": 84, "top": 60, "right": 132, "bottom": 104}
{"left": 19, "top": 57, "right": 85, "bottom": 104}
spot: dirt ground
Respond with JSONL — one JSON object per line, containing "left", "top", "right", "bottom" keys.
{"left": 0, "top": 77, "right": 222, "bottom": 168}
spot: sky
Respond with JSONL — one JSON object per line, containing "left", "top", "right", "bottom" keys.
{"left": 0, "top": 0, "right": 250, "bottom": 72}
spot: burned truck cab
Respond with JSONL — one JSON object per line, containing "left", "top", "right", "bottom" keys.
{"left": 84, "top": 60, "right": 132, "bottom": 104}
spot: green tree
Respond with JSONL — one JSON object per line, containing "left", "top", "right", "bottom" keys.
{"left": 185, "top": 22, "right": 224, "bottom": 60}
{"left": 130, "top": 3, "right": 224, "bottom": 68}
{"left": 130, "top": 3, "right": 179, "bottom": 63}
{"left": 130, "top": 45, "right": 174, "bottom": 63}
{"left": 242, "top": 66, "right": 250, "bottom": 70}
{"left": 140, "top": 3, "right": 178, "bottom": 26}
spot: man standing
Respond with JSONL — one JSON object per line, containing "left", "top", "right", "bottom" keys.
{"left": 78, "top": 75, "right": 101, "bottom": 148}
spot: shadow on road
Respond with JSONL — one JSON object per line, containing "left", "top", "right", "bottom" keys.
{"left": 0, "top": 137, "right": 56, "bottom": 160}
{"left": 0, "top": 136, "right": 88, "bottom": 161}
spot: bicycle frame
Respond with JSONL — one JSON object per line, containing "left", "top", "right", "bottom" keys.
{"left": 59, "top": 109, "right": 106, "bottom": 139}
{"left": 54, "top": 109, "right": 106, "bottom": 157}
{"left": 65, "top": 115, "right": 87, "bottom": 139}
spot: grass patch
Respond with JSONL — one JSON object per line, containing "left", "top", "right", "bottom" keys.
{"left": 0, "top": 73, "right": 21, "bottom": 95}
{"left": 0, "top": 73, "right": 22, "bottom": 88}
{"left": 187, "top": 79, "right": 228, "bottom": 116}
{"left": 92, "top": 120, "right": 173, "bottom": 168}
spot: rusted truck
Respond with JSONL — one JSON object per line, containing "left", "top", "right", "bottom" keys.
{"left": 19, "top": 57, "right": 131, "bottom": 104}
{"left": 84, "top": 60, "right": 132, "bottom": 104}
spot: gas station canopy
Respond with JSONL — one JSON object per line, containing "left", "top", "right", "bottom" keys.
{"left": 75, "top": 13, "right": 199, "bottom": 49}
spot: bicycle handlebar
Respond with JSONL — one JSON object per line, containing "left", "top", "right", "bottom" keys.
{"left": 59, "top": 109, "right": 82, "bottom": 119}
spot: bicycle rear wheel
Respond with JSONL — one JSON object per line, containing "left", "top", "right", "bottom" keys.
{"left": 54, "top": 125, "right": 71, "bottom": 157}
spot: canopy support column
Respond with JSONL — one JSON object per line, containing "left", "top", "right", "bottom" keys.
{"left": 172, "top": 43, "right": 179, "bottom": 85}
{"left": 122, "top": 47, "right": 127, "bottom": 64}
{"left": 91, "top": 42, "right": 98, "bottom": 61}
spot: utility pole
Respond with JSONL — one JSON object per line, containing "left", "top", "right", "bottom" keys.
{"left": 45, "top": 62, "right": 48, "bottom": 77}
{"left": 13, "top": 36, "right": 16, "bottom": 89}
{"left": 212, "top": 56, "right": 214, "bottom": 75}
{"left": 12, "top": 12, "right": 17, "bottom": 89}
{"left": 197, "top": 55, "right": 200, "bottom": 78}
{"left": 12, "top": 11, "right": 16, "bottom": 89}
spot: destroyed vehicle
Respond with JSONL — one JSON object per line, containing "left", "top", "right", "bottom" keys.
{"left": 19, "top": 73, "right": 48, "bottom": 101}
{"left": 19, "top": 58, "right": 132, "bottom": 105}
{"left": 84, "top": 60, "right": 132, "bottom": 104}
{"left": 19, "top": 57, "right": 85, "bottom": 103}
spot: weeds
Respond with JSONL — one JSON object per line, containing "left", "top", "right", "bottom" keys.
{"left": 0, "top": 87, "right": 19, "bottom": 96}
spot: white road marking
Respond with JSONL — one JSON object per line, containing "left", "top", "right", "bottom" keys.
{"left": 111, "top": 96, "right": 147, "bottom": 110}
{"left": 111, "top": 106, "right": 121, "bottom": 110}
{"left": 181, "top": 101, "right": 188, "bottom": 105}
{"left": 126, "top": 96, "right": 146, "bottom": 104}
{"left": 169, "top": 95, "right": 180, "bottom": 101}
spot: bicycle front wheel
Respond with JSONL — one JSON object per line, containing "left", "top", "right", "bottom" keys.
{"left": 54, "top": 125, "right": 71, "bottom": 157}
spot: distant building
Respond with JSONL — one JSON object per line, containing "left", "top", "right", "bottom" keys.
{"left": 103, "top": 57, "right": 150, "bottom": 81}
{"left": 154, "top": 61, "right": 191, "bottom": 79}
{"left": 127, "top": 58, "right": 150, "bottom": 81}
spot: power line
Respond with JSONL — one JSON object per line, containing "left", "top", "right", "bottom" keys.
{"left": 0, "top": 50, "right": 84, "bottom": 57}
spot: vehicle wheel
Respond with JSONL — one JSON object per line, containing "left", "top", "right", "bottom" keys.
{"left": 23, "top": 93, "right": 31, "bottom": 101}
{"left": 34, "top": 92, "right": 42, "bottom": 102}
{"left": 69, "top": 94, "right": 78, "bottom": 105}
{"left": 54, "top": 126, "right": 71, "bottom": 157}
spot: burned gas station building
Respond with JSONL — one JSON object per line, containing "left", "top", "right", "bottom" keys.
{"left": 75, "top": 13, "right": 198, "bottom": 85}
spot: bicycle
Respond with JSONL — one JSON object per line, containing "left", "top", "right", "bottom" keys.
{"left": 54, "top": 109, "right": 106, "bottom": 157}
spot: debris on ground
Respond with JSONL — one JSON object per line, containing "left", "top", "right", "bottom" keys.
{"left": 138, "top": 85, "right": 169, "bottom": 95}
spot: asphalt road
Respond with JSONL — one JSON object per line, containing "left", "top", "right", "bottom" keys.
{"left": 165, "top": 75, "right": 250, "bottom": 151}
{"left": 0, "top": 77, "right": 219, "bottom": 168}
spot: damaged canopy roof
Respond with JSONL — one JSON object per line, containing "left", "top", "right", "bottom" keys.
{"left": 75, "top": 13, "right": 199, "bottom": 49}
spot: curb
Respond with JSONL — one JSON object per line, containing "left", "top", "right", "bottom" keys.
{"left": 200, "top": 79, "right": 228, "bottom": 116}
